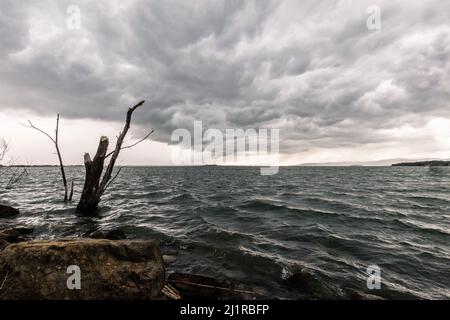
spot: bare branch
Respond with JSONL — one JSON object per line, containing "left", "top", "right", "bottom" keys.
{"left": 129, "top": 100, "right": 145, "bottom": 112}
{"left": 6, "top": 167, "right": 28, "bottom": 190}
{"left": 22, "top": 114, "right": 69, "bottom": 201}
{"left": 105, "top": 129, "right": 154, "bottom": 158}
{"left": 68, "top": 179, "right": 75, "bottom": 202}
{"left": 103, "top": 167, "right": 123, "bottom": 193}
{"left": 0, "top": 139, "right": 8, "bottom": 162}
{"left": 21, "top": 121, "right": 56, "bottom": 144}
{"left": 118, "top": 129, "right": 154, "bottom": 151}
{"left": 54, "top": 115, "right": 68, "bottom": 201}
{"left": 98, "top": 100, "right": 145, "bottom": 195}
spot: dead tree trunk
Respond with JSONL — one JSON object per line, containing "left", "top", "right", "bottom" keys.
{"left": 77, "top": 100, "right": 151, "bottom": 214}
{"left": 77, "top": 136, "right": 109, "bottom": 213}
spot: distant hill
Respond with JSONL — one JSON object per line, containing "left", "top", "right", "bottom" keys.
{"left": 297, "top": 158, "right": 447, "bottom": 167}
{"left": 392, "top": 160, "right": 450, "bottom": 167}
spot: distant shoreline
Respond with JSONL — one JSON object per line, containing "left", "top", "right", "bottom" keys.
{"left": 392, "top": 160, "right": 450, "bottom": 167}
{"left": 4, "top": 161, "right": 450, "bottom": 168}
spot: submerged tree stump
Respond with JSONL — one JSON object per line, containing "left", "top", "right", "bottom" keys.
{"left": 76, "top": 100, "right": 149, "bottom": 215}
{"left": 77, "top": 136, "right": 109, "bottom": 213}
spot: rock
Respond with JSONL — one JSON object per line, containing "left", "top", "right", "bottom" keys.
{"left": 284, "top": 269, "right": 337, "bottom": 299}
{"left": 167, "top": 272, "right": 251, "bottom": 299}
{"left": 0, "top": 228, "right": 31, "bottom": 244}
{"left": 13, "top": 227, "right": 34, "bottom": 236}
{"left": 16, "top": 236, "right": 32, "bottom": 243}
{"left": 0, "top": 229, "right": 19, "bottom": 242}
{"left": 162, "top": 254, "right": 177, "bottom": 265}
{"left": 88, "top": 229, "right": 127, "bottom": 240}
{"left": 0, "top": 239, "right": 165, "bottom": 300}
{"left": 343, "top": 288, "right": 385, "bottom": 300}
{"left": 0, "top": 239, "right": 9, "bottom": 251}
{"left": 0, "top": 205, "right": 19, "bottom": 218}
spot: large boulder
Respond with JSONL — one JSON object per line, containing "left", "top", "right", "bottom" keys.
{"left": 0, "top": 228, "right": 34, "bottom": 245}
{"left": 0, "top": 239, "right": 9, "bottom": 251}
{"left": 0, "top": 239, "right": 165, "bottom": 300}
{"left": 0, "top": 204, "right": 19, "bottom": 218}
{"left": 0, "top": 229, "right": 19, "bottom": 242}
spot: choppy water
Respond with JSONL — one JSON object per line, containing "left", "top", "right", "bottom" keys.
{"left": 1, "top": 166, "right": 450, "bottom": 299}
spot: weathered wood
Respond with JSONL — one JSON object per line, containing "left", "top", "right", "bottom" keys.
{"left": 98, "top": 101, "right": 145, "bottom": 195}
{"left": 77, "top": 100, "right": 151, "bottom": 214}
{"left": 76, "top": 136, "right": 109, "bottom": 213}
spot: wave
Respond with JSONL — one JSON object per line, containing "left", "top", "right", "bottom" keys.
{"left": 394, "top": 219, "right": 450, "bottom": 237}
{"left": 237, "top": 199, "right": 341, "bottom": 217}
{"left": 2, "top": 166, "right": 450, "bottom": 299}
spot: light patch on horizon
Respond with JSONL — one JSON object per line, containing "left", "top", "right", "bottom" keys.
{"left": 1, "top": 110, "right": 449, "bottom": 165}
{"left": 0, "top": 0, "right": 449, "bottom": 164}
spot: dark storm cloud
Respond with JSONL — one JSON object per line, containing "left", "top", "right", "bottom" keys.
{"left": 0, "top": 0, "right": 449, "bottom": 153}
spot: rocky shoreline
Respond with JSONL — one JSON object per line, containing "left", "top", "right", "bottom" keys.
{"left": 0, "top": 224, "right": 262, "bottom": 300}
{"left": 0, "top": 204, "right": 385, "bottom": 300}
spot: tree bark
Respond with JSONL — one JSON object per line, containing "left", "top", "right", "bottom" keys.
{"left": 76, "top": 100, "right": 147, "bottom": 214}
{"left": 76, "top": 136, "right": 109, "bottom": 213}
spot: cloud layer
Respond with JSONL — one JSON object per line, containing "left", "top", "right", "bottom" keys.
{"left": 0, "top": 0, "right": 449, "bottom": 158}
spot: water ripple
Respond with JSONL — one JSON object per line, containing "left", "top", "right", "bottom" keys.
{"left": 1, "top": 166, "right": 450, "bottom": 299}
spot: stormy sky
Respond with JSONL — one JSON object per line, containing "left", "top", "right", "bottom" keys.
{"left": 0, "top": 0, "right": 449, "bottom": 165}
